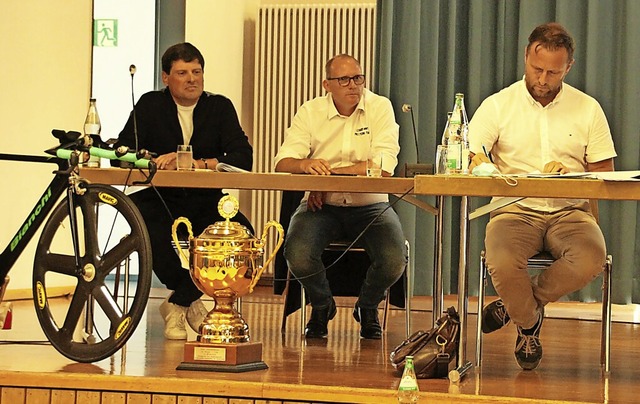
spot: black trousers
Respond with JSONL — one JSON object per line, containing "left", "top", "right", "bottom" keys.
{"left": 130, "top": 187, "right": 253, "bottom": 307}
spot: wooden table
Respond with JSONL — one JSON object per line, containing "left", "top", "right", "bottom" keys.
{"left": 82, "top": 168, "right": 415, "bottom": 194}
{"left": 414, "top": 174, "right": 640, "bottom": 200}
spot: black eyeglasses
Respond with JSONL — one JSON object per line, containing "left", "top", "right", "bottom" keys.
{"left": 326, "top": 74, "right": 366, "bottom": 87}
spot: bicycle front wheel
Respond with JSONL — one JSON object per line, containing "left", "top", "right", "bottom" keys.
{"left": 33, "top": 183, "right": 152, "bottom": 362}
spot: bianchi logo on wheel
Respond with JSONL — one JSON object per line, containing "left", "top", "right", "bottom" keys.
{"left": 98, "top": 192, "right": 118, "bottom": 206}
{"left": 115, "top": 316, "right": 131, "bottom": 340}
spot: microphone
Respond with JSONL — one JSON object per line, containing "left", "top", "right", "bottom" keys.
{"left": 402, "top": 104, "right": 420, "bottom": 163}
{"left": 129, "top": 64, "right": 139, "bottom": 152}
{"left": 117, "top": 64, "right": 140, "bottom": 170}
{"left": 401, "top": 103, "right": 434, "bottom": 177}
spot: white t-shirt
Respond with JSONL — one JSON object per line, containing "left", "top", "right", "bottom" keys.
{"left": 469, "top": 79, "right": 617, "bottom": 212}
{"left": 177, "top": 103, "right": 196, "bottom": 145}
{"left": 274, "top": 88, "right": 400, "bottom": 207}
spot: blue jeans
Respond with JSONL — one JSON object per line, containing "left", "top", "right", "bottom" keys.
{"left": 284, "top": 202, "right": 407, "bottom": 310}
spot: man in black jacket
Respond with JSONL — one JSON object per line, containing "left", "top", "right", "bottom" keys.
{"left": 115, "top": 42, "right": 253, "bottom": 340}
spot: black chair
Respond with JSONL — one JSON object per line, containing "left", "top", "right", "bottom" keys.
{"left": 274, "top": 191, "right": 412, "bottom": 338}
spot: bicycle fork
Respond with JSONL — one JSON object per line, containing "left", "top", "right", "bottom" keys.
{"left": 66, "top": 183, "right": 96, "bottom": 341}
{"left": 66, "top": 180, "right": 133, "bottom": 344}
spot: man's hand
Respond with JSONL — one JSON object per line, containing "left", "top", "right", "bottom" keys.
{"left": 154, "top": 152, "right": 179, "bottom": 170}
{"left": 307, "top": 191, "right": 325, "bottom": 211}
{"left": 543, "top": 161, "right": 569, "bottom": 174}
{"left": 300, "top": 158, "right": 332, "bottom": 175}
{"left": 468, "top": 152, "right": 491, "bottom": 171}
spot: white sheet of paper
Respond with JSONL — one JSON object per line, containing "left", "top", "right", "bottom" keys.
{"left": 593, "top": 171, "right": 640, "bottom": 181}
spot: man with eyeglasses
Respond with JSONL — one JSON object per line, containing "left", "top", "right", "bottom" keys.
{"left": 274, "top": 54, "right": 407, "bottom": 339}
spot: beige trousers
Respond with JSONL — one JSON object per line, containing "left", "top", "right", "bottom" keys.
{"left": 484, "top": 201, "right": 606, "bottom": 329}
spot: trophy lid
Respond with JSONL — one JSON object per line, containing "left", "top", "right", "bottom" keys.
{"left": 195, "top": 195, "right": 253, "bottom": 241}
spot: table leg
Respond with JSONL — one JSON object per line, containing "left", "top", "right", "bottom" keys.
{"left": 432, "top": 195, "right": 444, "bottom": 328}
{"left": 450, "top": 195, "right": 473, "bottom": 381}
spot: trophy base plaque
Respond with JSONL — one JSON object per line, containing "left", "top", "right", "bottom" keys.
{"left": 177, "top": 341, "right": 267, "bottom": 373}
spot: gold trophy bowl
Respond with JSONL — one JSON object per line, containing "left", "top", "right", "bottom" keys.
{"left": 171, "top": 195, "right": 284, "bottom": 372}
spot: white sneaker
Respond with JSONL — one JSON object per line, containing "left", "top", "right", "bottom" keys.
{"left": 159, "top": 298, "right": 187, "bottom": 340}
{"left": 186, "top": 299, "right": 208, "bottom": 332}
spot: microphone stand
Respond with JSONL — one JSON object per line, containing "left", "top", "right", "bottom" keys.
{"left": 129, "top": 64, "right": 139, "bottom": 152}
{"left": 402, "top": 104, "right": 433, "bottom": 177}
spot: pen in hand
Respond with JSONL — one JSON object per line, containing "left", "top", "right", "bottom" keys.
{"left": 482, "top": 145, "right": 494, "bottom": 163}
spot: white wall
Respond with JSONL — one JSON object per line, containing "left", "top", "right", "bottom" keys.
{"left": 0, "top": 2, "right": 93, "bottom": 292}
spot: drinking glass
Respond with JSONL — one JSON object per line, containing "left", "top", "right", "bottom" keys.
{"left": 366, "top": 152, "right": 383, "bottom": 177}
{"left": 435, "top": 145, "right": 449, "bottom": 175}
{"left": 177, "top": 145, "right": 193, "bottom": 171}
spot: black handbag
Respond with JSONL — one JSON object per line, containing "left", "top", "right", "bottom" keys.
{"left": 390, "top": 306, "right": 460, "bottom": 378}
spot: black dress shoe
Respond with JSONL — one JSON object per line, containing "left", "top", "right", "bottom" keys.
{"left": 305, "top": 299, "right": 337, "bottom": 338}
{"left": 352, "top": 305, "right": 382, "bottom": 339}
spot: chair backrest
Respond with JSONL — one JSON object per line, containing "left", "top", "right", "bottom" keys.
{"left": 273, "top": 190, "right": 305, "bottom": 296}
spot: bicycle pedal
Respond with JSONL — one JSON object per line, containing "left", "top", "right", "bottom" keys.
{"left": 0, "top": 302, "right": 13, "bottom": 330}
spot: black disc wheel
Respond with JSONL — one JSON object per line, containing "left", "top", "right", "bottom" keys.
{"left": 33, "top": 183, "right": 151, "bottom": 362}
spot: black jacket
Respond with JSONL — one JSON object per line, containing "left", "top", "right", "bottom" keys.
{"left": 114, "top": 88, "right": 252, "bottom": 170}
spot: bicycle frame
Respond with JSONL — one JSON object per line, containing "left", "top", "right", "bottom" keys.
{"left": 0, "top": 153, "right": 70, "bottom": 289}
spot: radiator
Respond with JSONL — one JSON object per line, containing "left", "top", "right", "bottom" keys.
{"left": 251, "top": 3, "right": 377, "bottom": 277}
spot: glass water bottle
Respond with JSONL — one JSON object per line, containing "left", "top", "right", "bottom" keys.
{"left": 83, "top": 98, "right": 101, "bottom": 168}
{"left": 397, "top": 356, "right": 419, "bottom": 403}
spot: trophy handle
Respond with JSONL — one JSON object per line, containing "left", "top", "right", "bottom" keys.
{"left": 249, "top": 220, "right": 284, "bottom": 290}
{"left": 171, "top": 217, "right": 193, "bottom": 264}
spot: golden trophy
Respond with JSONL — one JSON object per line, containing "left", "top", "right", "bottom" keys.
{"left": 171, "top": 195, "right": 284, "bottom": 372}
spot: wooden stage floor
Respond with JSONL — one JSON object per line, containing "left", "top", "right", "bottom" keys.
{"left": 1, "top": 286, "right": 639, "bottom": 403}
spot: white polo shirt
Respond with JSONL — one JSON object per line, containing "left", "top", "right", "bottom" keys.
{"left": 274, "top": 88, "right": 400, "bottom": 207}
{"left": 469, "top": 79, "right": 616, "bottom": 212}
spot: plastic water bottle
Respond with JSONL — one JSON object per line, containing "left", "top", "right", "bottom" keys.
{"left": 83, "top": 98, "right": 101, "bottom": 167}
{"left": 397, "top": 355, "right": 419, "bottom": 403}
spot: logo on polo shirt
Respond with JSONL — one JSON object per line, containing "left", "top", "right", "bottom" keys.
{"left": 355, "top": 127, "right": 370, "bottom": 136}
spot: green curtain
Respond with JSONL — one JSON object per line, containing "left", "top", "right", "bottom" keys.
{"left": 375, "top": 0, "right": 640, "bottom": 303}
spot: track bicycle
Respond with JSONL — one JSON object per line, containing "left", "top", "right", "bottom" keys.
{"left": 0, "top": 130, "right": 156, "bottom": 362}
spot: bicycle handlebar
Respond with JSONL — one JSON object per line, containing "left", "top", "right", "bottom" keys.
{"left": 49, "top": 130, "right": 157, "bottom": 184}
{"left": 55, "top": 147, "right": 152, "bottom": 169}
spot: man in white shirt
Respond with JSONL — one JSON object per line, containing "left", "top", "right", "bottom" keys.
{"left": 468, "top": 23, "right": 616, "bottom": 370}
{"left": 274, "top": 54, "right": 407, "bottom": 339}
